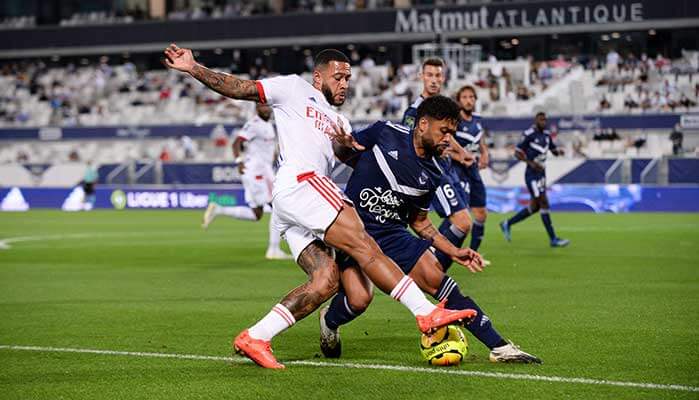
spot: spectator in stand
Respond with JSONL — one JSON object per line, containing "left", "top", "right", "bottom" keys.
{"left": 624, "top": 93, "right": 639, "bottom": 110}
{"left": 599, "top": 96, "right": 611, "bottom": 111}
{"left": 159, "top": 146, "right": 171, "bottom": 162}
{"left": 679, "top": 93, "right": 697, "bottom": 109}
{"left": 606, "top": 49, "right": 620, "bottom": 74}
{"left": 669, "top": 124, "right": 684, "bottom": 155}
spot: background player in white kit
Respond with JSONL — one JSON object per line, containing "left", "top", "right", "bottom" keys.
{"left": 164, "top": 44, "right": 481, "bottom": 370}
{"left": 202, "top": 103, "right": 292, "bottom": 260}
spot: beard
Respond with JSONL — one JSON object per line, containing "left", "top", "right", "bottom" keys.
{"left": 321, "top": 84, "right": 344, "bottom": 106}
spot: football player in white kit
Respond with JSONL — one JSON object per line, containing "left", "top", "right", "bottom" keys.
{"left": 164, "top": 44, "right": 482, "bottom": 369}
{"left": 202, "top": 103, "right": 292, "bottom": 260}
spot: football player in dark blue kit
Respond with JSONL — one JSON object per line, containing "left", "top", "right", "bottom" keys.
{"left": 500, "top": 112, "right": 570, "bottom": 247}
{"left": 320, "top": 96, "right": 541, "bottom": 364}
{"left": 403, "top": 58, "right": 478, "bottom": 271}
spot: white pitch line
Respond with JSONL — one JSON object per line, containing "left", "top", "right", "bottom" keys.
{"left": 1, "top": 344, "right": 697, "bottom": 393}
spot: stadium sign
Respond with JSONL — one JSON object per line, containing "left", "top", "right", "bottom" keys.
{"left": 396, "top": 2, "right": 644, "bottom": 33}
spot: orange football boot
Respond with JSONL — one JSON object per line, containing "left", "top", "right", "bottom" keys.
{"left": 233, "top": 330, "right": 285, "bottom": 369}
{"left": 415, "top": 300, "right": 478, "bottom": 334}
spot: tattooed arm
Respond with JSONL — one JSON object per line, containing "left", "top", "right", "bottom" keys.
{"left": 163, "top": 43, "right": 259, "bottom": 102}
{"left": 409, "top": 208, "right": 484, "bottom": 272}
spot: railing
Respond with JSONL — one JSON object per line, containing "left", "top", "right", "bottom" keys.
{"left": 640, "top": 158, "right": 660, "bottom": 184}
{"left": 105, "top": 162, "right": 132, "bottom": 184}
{"left": 605, "top": 158, "right": 624, "bottom": 183}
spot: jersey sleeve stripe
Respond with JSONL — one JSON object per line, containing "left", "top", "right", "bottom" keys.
{"left": 255, "top": 81, "right": 267, "bottom": 104}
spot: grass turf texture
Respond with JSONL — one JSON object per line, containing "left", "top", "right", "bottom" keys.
{"left": 0, "top": 210, "right": 697, "bottom": 399}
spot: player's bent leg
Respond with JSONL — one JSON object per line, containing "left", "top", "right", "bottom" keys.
{"left": 320, "top": 263, "right": 374, "bottom": 358}
{"left": 235, "top": 240, "right": 339, "bottom": 369}
{"left": 324, "top": 206, "right": 476, "bottom": 333}
{"left": 280, "top": 241, "right": 340, "bottom": 319}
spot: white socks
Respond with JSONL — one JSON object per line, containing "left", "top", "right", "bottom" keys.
{"left": 268, "top": 218, "right": 281, "bottom": 251}
{"left": 248, "top": 304, "right": 296, "bottom": 341}
{"left": 218, "top": 206, "right": 258, "bottom": 221}
{"left": 390, "top": 276, "right": 436, "bottom": 317}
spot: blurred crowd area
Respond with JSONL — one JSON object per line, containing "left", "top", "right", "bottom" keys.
{"left": 1, "top": 48, "right": 697, "bottom": 128}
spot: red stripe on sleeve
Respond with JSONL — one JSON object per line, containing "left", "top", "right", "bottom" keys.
{"left": 255, "top": 81, "right": 267, "bottom": 104}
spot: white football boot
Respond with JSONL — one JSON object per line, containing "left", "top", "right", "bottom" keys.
{"left": 319, "top": 306, "right": 341, "bottom": 358}
{"left": 489, "top": 341, "right": 542, "bottom": 364}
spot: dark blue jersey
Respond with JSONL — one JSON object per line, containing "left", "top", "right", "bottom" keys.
{"left": 400, "top": 96, "right": 424, "bottom": 130}
{"left": 516, "top": 125, "right": 558, "bottom": 176}
{"left": 451, "top": 114, "right": 485, "bottom": 182}
{"left": 346, "top": 120, "right": 446, "bottom": 232}
{"left": 454, "top": 114, "right": 485, "bottom": 155}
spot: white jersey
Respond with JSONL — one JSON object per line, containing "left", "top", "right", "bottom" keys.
{"left": 256, "top": 75, "right": 352, "bottom": 193}
{"left": 236, "top": 115, "right": 276, "bottom": 172}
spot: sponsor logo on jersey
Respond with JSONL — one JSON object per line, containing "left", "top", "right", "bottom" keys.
{"left": 359, "top": 187, "right": 402, "bottom": 223}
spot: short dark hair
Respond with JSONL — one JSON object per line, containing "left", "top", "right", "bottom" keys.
{"left": 535, "top": 111, "right": 546, "bottom": 119}
{"left": 416, "top": 95, "right": 460, "bottom": 124}
{"left": 455, "top": 84, "right": 477, "bottom": 100}
{"left": 422, "top": 57, "right": 445, "bottom": 69}
{"left": 314, "top": 49, "right": 350, "bottom": 68}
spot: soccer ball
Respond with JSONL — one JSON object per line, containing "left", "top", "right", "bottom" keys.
{"left": 419, "top": 325, "right": 468, "bottom": 366}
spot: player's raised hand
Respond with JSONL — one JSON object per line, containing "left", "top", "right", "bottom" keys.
{"left": 452, "top": 247, "right": 484, "bottom": 273}
{"left": 330, "top": 118, "right": 365, "bottom": 151}
{"left": 163, "top": 44, "right": 196, "bottom": 73}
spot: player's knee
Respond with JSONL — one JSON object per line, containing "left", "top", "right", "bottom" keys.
{"left": 348, "top": 290, "right": 373, "bottom": 314}
{"left": 450, "top": 211, "right": 472, "bottom": 233}
{"left": 473, "top": 208, "right": 487, "bottom": 223}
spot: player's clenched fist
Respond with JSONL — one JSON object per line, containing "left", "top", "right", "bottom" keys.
{"left": 164, "top": 44, "right": 196, "bottom": 73}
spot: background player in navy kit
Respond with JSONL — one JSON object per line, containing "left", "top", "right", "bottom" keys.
{"left": 433, "top": 85, "right": 491, "bottom": 272}
{"left": 402, "top": 58, "right": 477, "bottom": 269}
{"left": 320, "top": 96, "right": 541, "bottom": 364}
{"left": 401, "top": 58, "right": 446, "bottom": 130}
{"left": 500, "top": 112, "right": 570, "bottom": 247}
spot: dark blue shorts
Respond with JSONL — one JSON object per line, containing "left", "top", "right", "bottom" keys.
{"left": 463, "top": 165, "right": 487, "bottom": 209}
{"left": 430, "top": 169, "right": 469, "bottom": 218}
{"left": 336, "top": 226, "right": 433, "bottom": 275}
{"left": 525, "top": 171, "right": 547, "bottom": 198}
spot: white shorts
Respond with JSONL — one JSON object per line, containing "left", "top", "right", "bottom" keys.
{"left": 241, "top": 166, "right": 273, "bottom": 208}
{"left": 272, "top": 171, "right": 347, "bottom": 261}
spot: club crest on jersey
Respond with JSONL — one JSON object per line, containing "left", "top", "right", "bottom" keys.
{"left": 404, "top": 116, "right": 415, "bottom": 128}
{"left": 359, "top": 187, "right": 401, "bottom": 223}
{"left": 388, "top": 150, "right": 398, "bottom": 160}
{"left": 418, "top": 171, "right": 428, "bottom": 185}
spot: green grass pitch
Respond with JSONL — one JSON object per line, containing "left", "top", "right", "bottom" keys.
{"left": 0, "top": 210, "right": 697, "bottom": 399}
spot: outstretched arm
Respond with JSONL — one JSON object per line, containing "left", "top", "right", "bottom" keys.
{"left": 163, "top": 44, "right": 260, "bottom": 102}
{"left": 409, "top": 209, "right": 483, "bottom": 273}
